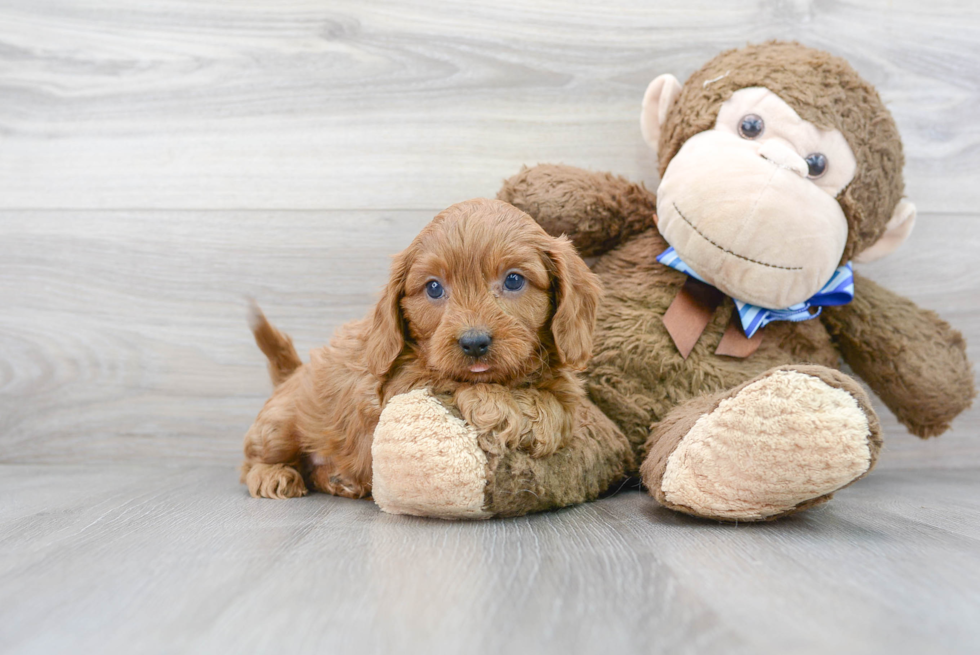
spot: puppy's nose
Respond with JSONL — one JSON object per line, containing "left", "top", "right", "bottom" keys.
{"left": 458, "top": 330, "right": 492, "bottom": 357}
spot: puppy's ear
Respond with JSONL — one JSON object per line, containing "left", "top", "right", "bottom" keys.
{"left": 365, "top": 247, "right": 412, "bottom": 379}
{"left": 545, "top": 236, "right": 603, "bottom": 370}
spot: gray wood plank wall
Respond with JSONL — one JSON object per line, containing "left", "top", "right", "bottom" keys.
{"left": 2, "top": 0, "right": 979, "bottom": 469}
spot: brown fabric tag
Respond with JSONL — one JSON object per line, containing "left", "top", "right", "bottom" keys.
{"left": 662, "top": 278, "right": 726, "bottom": 359}
{"left": 715, "top": 309, "right": 763, "bottom": 358}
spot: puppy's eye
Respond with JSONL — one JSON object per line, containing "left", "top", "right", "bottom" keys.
{"left": 425, "top": 280, "right": 445, "bottom": 299}
{"left": 805, "top": 153, "right": 828, "bottom": 178}
{"left": 503, "top": 272, "right": 525, "bottom": 292}
{"left": 738, "top": 114, "right": 764, "bottom": 139}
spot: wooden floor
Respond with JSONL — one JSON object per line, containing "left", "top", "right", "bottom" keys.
{"left": 2, "top": 465, "right": 980, "bottom": 654}
{"left": 2, "top": 1, "right": 980, "bottom": 653}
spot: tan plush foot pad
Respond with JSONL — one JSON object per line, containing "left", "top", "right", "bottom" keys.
{"left": 661, "top": 370, "right": 873, "bottom": 521}
{"left": 372, "top": 389, "right": 491, "bottom": 520}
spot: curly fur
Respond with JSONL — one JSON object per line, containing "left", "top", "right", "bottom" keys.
{"left": 240, "top": 198, "right": 603, "bottom": 499}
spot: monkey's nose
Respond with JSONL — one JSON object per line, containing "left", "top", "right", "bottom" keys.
{"left": 759, "top": 140, "right": 808, "bottom": 177}
{"left": 458, "top": 330, "right": 492, "bottom": 357}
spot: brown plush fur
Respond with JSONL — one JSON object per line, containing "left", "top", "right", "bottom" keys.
{"left": 657, "top": 41, "right": 905, "bottom": 262}
{"left": 240, "top": 198, "right": 605, "bottom": 500}
{"left": 577, "top": 226, "right": 843, "bottom": 452}
{"left": 503, "top": 171, "right": 973, "bottom": 452}
{"left": 497, "top": 165, "right": 659, "bottom": 258}
{"left": 822, "top": 275, "right": 975, "bottom": 437}
{"left": 498, "top": 42, "right": 974, "bottom": 519}
{"left": 484, "top": 399, "right": 634, "bottom": 517}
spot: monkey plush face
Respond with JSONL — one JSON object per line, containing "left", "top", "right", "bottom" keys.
{"left": 656, "top": 87, "right": 858, "bottom": 308}
{"left": 641, "top": 42, "right": 917, "bottom": 310}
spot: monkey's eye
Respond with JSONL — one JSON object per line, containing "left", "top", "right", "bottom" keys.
{"left": 503, "top": 272, "right": 525, "bottom": 291}
{"left": 805, "top": 153, "right": 828, "bottom": 178}
{"left": 425, "top": 280, "right": 445, "bottom": 299}
{"left": 737, "top": 114, "right": 765, "bottom": 139}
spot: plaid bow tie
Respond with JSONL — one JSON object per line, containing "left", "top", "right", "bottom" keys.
{"left": 657, "top": 247, "right": 854, "bottom": 338}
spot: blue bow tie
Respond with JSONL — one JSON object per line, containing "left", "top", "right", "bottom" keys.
{"left": 657, "top": 247, "right": 854, "bottom": 338}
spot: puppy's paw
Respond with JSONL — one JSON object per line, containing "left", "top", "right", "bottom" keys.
{"left": 452, "top": 384, "right": 523, "bottom": 455}
{"left": 307, "top": 459, "right": 370, "bottom": 499}
{"left": 453, "top": 385, "right": 572, "bottom": 458}
{"left": 513, "top": 389, "right": 572, "bottom": 458}
{"left": 243, "top": 463, "right": 308, "bottom": 499}
{"left": 372, "top": 390, "right": 491, "bottom": 520}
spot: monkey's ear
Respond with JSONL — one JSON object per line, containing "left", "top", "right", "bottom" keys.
{"left": 854, "top": 200, "right": 917, "bottom": 263}
{"left": 640, "top": 74, "right": 682, "bottom": 152}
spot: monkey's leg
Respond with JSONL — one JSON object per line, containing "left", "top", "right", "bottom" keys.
{"left": 371, "top": 390, "right": 633, "bottom": 519}
{"left": 640, "top": 365, "right": 882, "bottom": 522}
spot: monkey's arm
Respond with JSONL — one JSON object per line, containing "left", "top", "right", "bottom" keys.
{"left": 497, "top": 164, "right": 658, "bottom": 257}
{"left": 821, "top": 272, "right": 975, "bottom": 438}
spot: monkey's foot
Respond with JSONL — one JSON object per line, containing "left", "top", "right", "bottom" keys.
{"left": 372, "top": 390, "right": 633, "bottom": 520}
{"left": 372, "top": 390, "right": 492, "bottom": 519}
{"left": 640, "top": 365, "right": 882, "bottom": 522}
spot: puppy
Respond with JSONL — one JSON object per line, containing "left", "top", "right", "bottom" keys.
{"left": 241, "top": 198, "right": 602, "bottom": 499}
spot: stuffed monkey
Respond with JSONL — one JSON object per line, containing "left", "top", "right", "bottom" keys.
{"left": 373, "top": 41, "right": 974, "bottom": 521}
{"left": 493, "top": 41, "right": 975, "bottom": 521}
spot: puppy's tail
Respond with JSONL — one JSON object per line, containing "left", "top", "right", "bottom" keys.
{"left": 249, "top": 300, "right": 302, "bottom": 386}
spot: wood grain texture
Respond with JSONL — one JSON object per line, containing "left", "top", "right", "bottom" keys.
{"left": 1, "top": 208, "right": 978, "bottom": 467}
{"left": 2, "top": 3, "right": 979, "bottom": 653}
{"left": 0, "top": 0, "right": 978, "bottom": 211}
{"left": 0, "top": 210, "right": 430, "bottom": 464}
{"left": 1, "top": 464, "right": 979, "bottom": 655}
